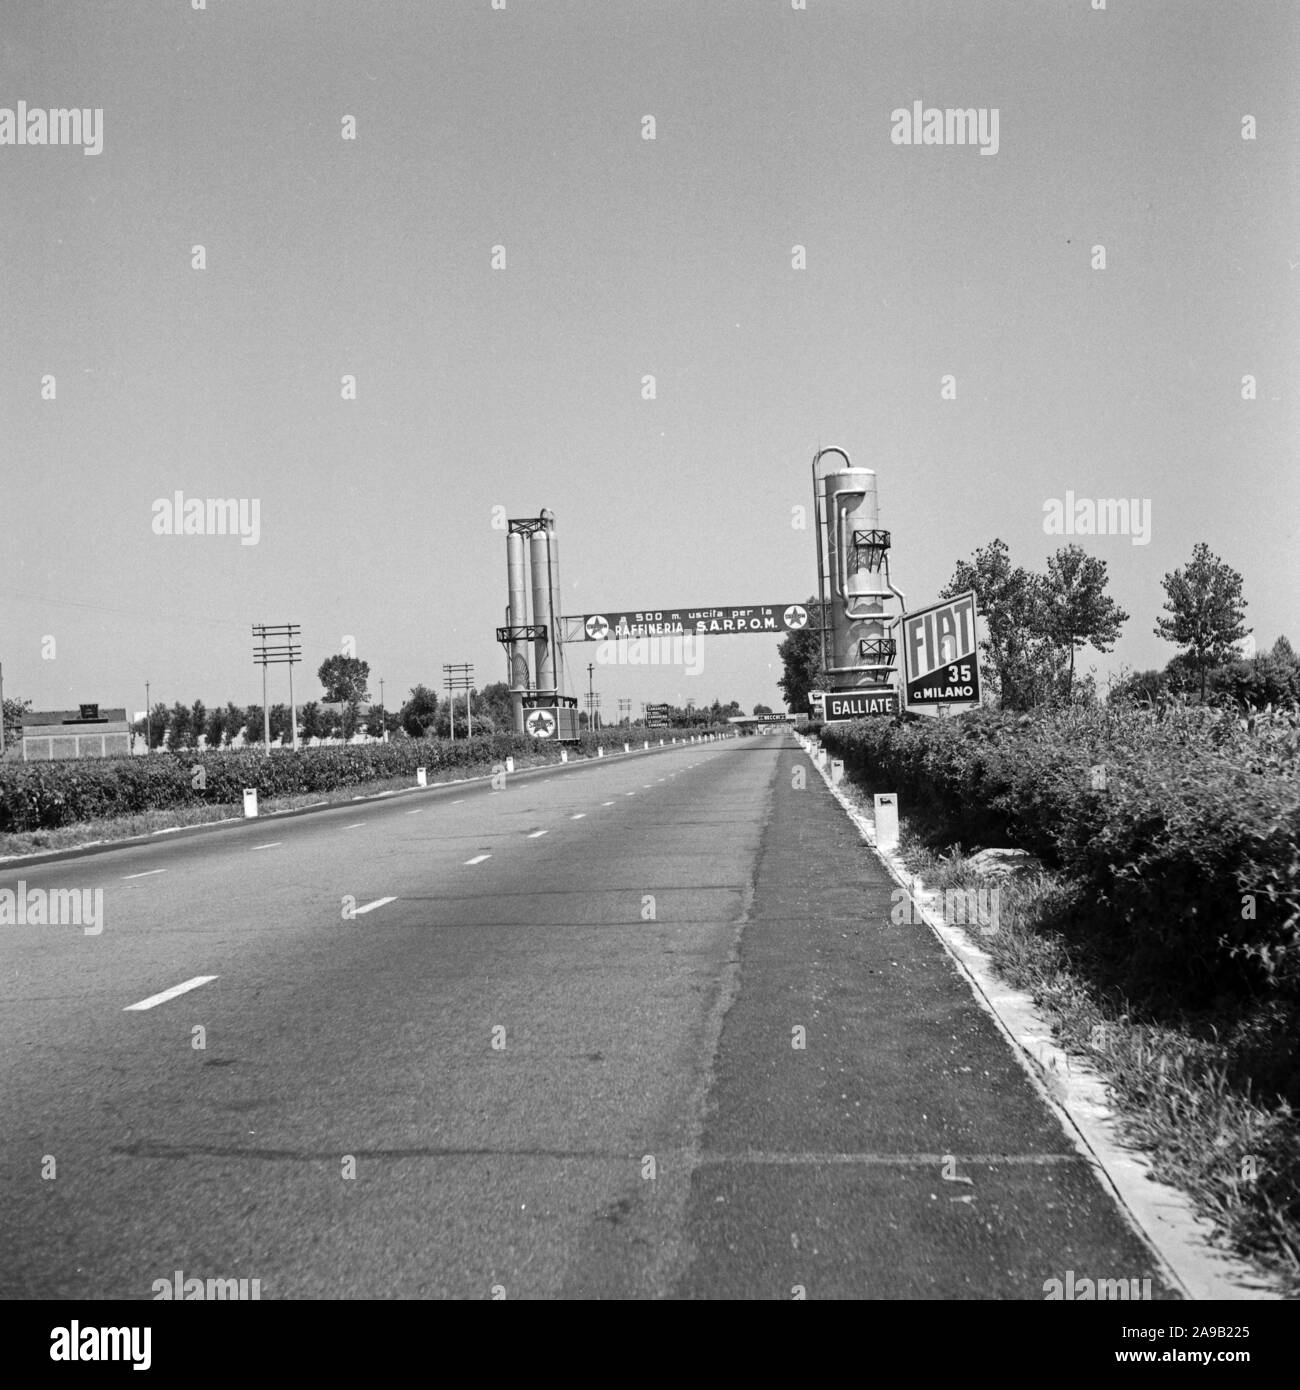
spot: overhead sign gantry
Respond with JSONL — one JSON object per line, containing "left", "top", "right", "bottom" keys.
{"left": 495, "top": 461, "right": 982, "bottom": 737}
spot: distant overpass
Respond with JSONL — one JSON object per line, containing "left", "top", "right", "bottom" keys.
{"left": 726, "top": 713, "right": 802, "bottom": 734}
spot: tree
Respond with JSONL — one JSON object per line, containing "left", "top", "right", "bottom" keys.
{"left": 204, "top": 706, "right": 227, "bottom": 749}
{"left": 777, "top": 598, "right": 825, "bottom": 713}
{"left": 143, "top": 703, "right": 170, "bottom": 750}
{"left": 753, "top": 703, "right": 773, "bottom": 716}
{"left": 479, "top": 681, "right": 513, "bottom": 730}
{"left": 1042, "top": 545, "right": 1129, "bottom": 696}
{"left": 1154, "top": 542, "right": 1250, "bottom": 701}
{"left": 222, "top": 701, "right": 245, "bottom": 746}
{"left": 941, "top": 543, "right": 1062, "bottom": 709}
{"left": 318, "top": 654, "right": 371, "bottom": 738}
{"left": 243, "top": 705, "right": 264, "bottom": 744}
{"left": 2, "top": 696, "right": 31, "bottom": 752}
{"left": 434, "top": 696, "right": 470, "bottom": 740}
{"left": 299, "top": 701, "right": 322, "bottom": 742}
{"left": 166, "top": 701, "right": 193, "bottom": 752}
{"left": 401, "top": 684, "right": 440, "bottom": 738}
{"left": 191, "top": 700, "right": 207, "bottom": 749}
{"left": 366, "top": 705, "right": 395, "bottom": 739}
{"left": 268, "top": 704, "right": 291, "bottom": 745}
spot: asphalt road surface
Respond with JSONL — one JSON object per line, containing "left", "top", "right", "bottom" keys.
{"left": 0, "top": 735, "right": 1178, "bottom": 1299}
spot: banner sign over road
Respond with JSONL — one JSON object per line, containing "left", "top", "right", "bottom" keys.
{"left": 581, "top": 604, "right": 811, "bottom": 641}
{"left": 901, "top": 591, "right": 980, "bottom": 710}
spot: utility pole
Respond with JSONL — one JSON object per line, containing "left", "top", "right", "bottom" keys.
{"left": 145, "top": 681, "right": 151, "bottom": 753}
{"left": 442, "top": 663, "right": 473, "bottom": 743}
{"left": 379, "top": 678, "right": 386, "bottom": 742}
{"left": 587, "top": 662, "right": 596, "bottom": 730}
{"left": 252, "top": 623, "right": 301, "bottom": 753}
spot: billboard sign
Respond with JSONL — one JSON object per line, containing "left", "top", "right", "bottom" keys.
{"left": 901, "top": 592, "right": 980, "bottom": 714}
{"left": 582, "top": 604, "right": 810, "bottom": 641}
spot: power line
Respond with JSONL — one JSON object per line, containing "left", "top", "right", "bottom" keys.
{"left": 0, "top": 585, "right": 248, "bottom": 631}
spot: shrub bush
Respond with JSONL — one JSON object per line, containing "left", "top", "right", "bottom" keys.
{"left": 0, "top": 725, "right": 726, "bottom": 835}
{"left": 819, "top": 705, "right": 1300, "bottom": 1007}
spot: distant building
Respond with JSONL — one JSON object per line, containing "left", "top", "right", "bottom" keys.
{"left": 21, "top": 705, "right": 131, "bottom": 761}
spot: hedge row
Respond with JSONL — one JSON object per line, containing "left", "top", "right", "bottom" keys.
{"left": 818, "top": 705, "right": 1300, "bottom": 1007}
{"left": 0, "top": 726, "right": 726, "bottom": 834}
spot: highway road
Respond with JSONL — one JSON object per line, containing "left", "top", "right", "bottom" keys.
{"left": 0, "top": 734, "right": 1178, "bottom": 1299}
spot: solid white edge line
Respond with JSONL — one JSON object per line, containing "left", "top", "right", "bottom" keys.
{"left": 251, "top": 842, "right": 282, "bottom": 850}
{"left": 124, "top": 975, "right": 218, "bottom": 1012}
{"left": 795, "top": 731, "right": 1281, "bottom": 1302}
{"left": 122, "top": 869, "right": 165, "bottom": 880}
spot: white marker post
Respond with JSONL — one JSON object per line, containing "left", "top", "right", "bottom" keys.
{"left": 243, "top": 788, "right": 258, "bottom": 818}
{"left": 874, "top": 793, "right": 899, "bottom": 852}
{"left": 416, "top": 767, "right": 427, "bottom": 787}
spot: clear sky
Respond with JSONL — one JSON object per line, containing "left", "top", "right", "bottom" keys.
{"left": 3, "top": 0, "right": 1297, "bottom": 720}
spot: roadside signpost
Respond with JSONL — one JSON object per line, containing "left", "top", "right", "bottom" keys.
{"left": 823, "top": 689, "right": 898, "bottom": 720}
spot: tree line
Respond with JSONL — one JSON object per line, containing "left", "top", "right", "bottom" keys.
{"left": 113, "top": 655, "right": 752, "bottom": 751}
{"left": 777, "top": 539, "right": 1291, "bottom": 713}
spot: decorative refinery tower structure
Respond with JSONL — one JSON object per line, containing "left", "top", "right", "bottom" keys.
{"left": 495, "top": 510, "right": 579, "bottom": 740}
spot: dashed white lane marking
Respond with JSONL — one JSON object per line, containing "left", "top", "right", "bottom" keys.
{"left": 570, "top": 813, "right": 586, "bottom": 819}
{"left": 344, "top": 822, "right": 366, "bottom": 829}
{"left": 124, "top": 976, "right": 218, "bottom": 1012}
{"left": 527, "top": 829, "right": 548, "bottom": 838}
{"left": 354, "top": 896, "right": 397, "bottom": 915}
{"left": 122, "top": 869, "right": 165, "bottom": 880}
{"left": 625, "top": 792, "right": 636, "bottom": 797}
{"left": 251, "top": 842, "right": 282, "bottom": 851}
{"left": 602, "top": 801, "right": 615, "bottom": 806}
{"left": 406, "top": 809, "right": 423, "bottom": 815}
{"left": 450, "top": 800, "right": 464, "bottom": 805}
{"left": 465, "top": 854, "right": 491, "bottom": 865}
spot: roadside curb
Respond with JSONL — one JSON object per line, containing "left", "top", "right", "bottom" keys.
{"left": 795, "top": 732, "right": 1283, "bottom": 1302}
